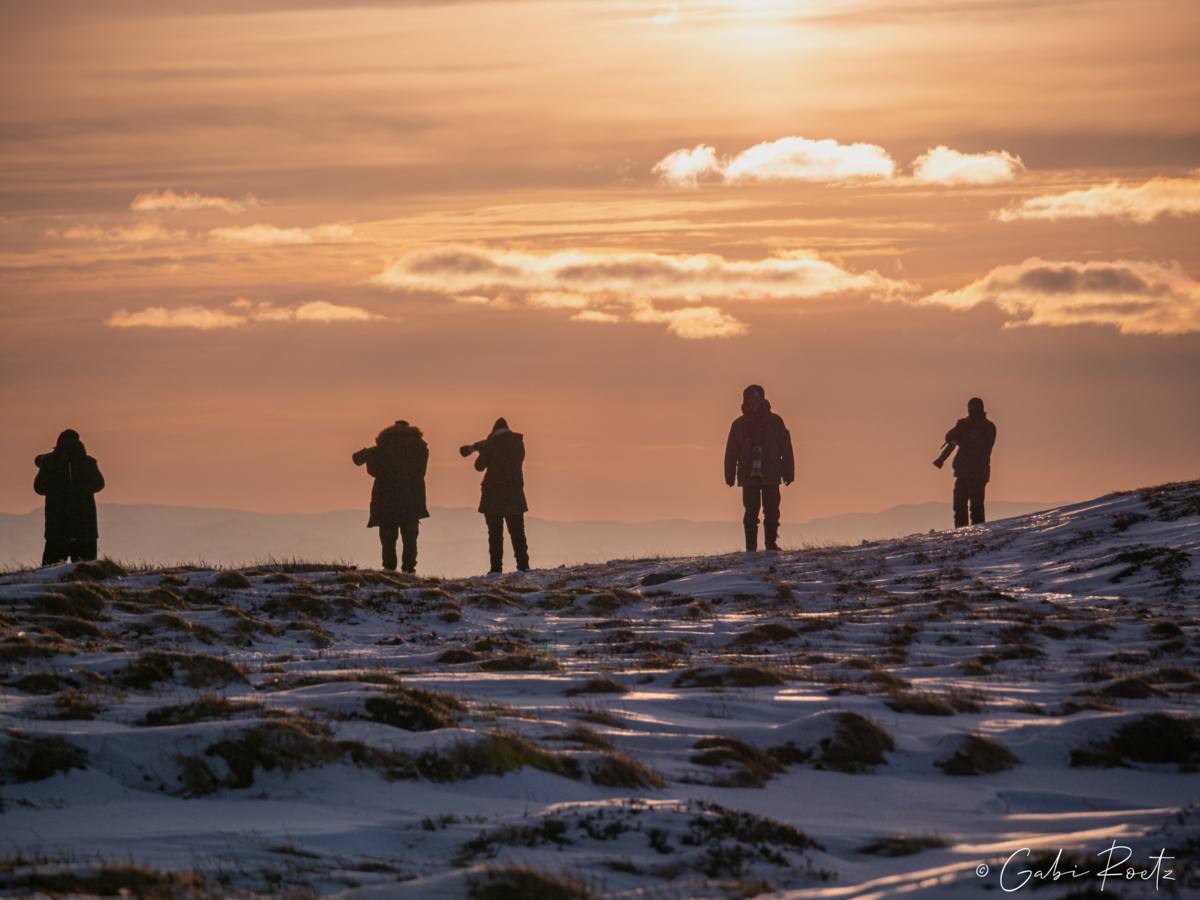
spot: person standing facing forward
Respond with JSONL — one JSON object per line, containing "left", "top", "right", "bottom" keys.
{"left": 353, "top": 420, "right": 429, "bottom": 572}
{"left": 465, "top": 417, "right": 530, "bottom": 574}
{"left": 34, "top": 429, "right": 106, "bottom": 566}
{"left": 934, "top": 397, "right": 997, "bottom": 527}
{"left": 724, "top": 385, "right": 795, "bottom": 551}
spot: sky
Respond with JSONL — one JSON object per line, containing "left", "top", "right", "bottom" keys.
{"left": 1, "top": 0, "right": 1197, "bottom": 523}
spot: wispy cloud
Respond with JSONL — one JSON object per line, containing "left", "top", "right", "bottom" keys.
{"left": 921, "top": 258, "right": 1200, "bottom": 334}
{"left": 995, "top": 173, "right": 1200, "bottom": 223}
{"left": 209, "top": 223, "right": 354, "bottom": 245}
{"left": 48, "top": 221, "right": 187, "bottom": 242}
{"left": 374, "top": 244, "right": 909, "bottom": 339}
{"left": 911, "top": 145, "right": 1024, "bottom": 184}
{"left": 131, "top": 189, "right": 257, "bottom": 213}
{"left": 654, "top": 138, "right": 1022, "bottom": 187}
{"left": 107, "top": 298, "right": 381, "bottom": 330}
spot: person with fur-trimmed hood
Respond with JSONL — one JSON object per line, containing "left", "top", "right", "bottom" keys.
{"left": 34, "top": 429, "right": 106, "bottom": 566}
{"left": 471, "top": 417, "right": 530, "bottom": 573}
{"left": 724, "top": 385, "right": 795, "bottom": 551}
{"left": 353, "top": 420, "right": 429, "bottom": 572}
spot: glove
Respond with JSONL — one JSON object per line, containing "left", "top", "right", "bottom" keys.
{"left": 784, "top": 479, "right": 793, "bottom": 486}
{"left": 725, "top": 479, "right": 734, "bottom": 487}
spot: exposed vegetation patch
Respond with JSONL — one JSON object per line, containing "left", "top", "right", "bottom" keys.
{"left": 564, "top": 676, "right": 628, "bottom": 697}
{"left": 588, "top": 750, "right": 665, "bottom": 790}
{"left": 1070, "top": 714, "right": 1200, "bottom": 771}
{"left": 691, "top": 736, "right": 784, "bottom": 788}
{"left": 858, "top": 834, "right": 949, "bottom": 856}
{"left": 733, "top": 622, "right": 799, "bottom": 645}
{"left": 1, "top": 731, "right": 88, "bottom": 783}
{"left": 140, "top": 694, "right": 265, "bottom": 727}
{"left": 31, "top": 582, "right": 111, "bottom": 620}
{"left": 674, "top": 666, "right": 787, "bottom": 689}
{"left": 363, "top": 685, "right": 464, "bottom": 731}
{"left": 118, "top": 651, "right": 247, "bottom": 689}
{"left": 467, "top": 865, "right": 593, "bottom": 900}
{"left": 210, "top": 570, "right": 253, "bottom": 590}
{"left": 0, "top": 864, "right": 210, "bottom": 898}
{"left": 811, "top": 712, "right": 895, "bottom": 773}
{"left": 417, "top": 731, "right": 581, "bottom": 783}
{"left": 885, "top": 690, "right": 982, "bottom": 716}
{"left": 1106, "top": 545, "right": 1191, "bottom": 592}
{"left": 935, "top": 734, "right": 1020, "bottom": 775}
{"left": 478, "top": 653, "right": 561, "bottom": 672}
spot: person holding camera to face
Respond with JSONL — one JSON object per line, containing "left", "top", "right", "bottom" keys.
{"left": 352, "top": 420, "right": 429, "bottom": 572}
{"left": 933, "top": 397, "right": 997, "bottom": 528}
{"left": 724, "top": 385, "right": 795, "bottom": 552}
{"left": 34, "top": 428, "right": 106, "bottom": 566}
{"left": 462, "top": 418, "right": 529, "bottom": 574}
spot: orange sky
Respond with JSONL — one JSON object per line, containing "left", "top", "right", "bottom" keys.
{"left": 2, "top": 0, "right": 1197, "bottom": 521}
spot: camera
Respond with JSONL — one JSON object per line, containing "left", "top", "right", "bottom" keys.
{"left": 459, "top": 440, "right": 486, "bottom": 458}
{"left": 932, "top": 441, "right": 955, "bottom": 469}
{"left": 352, "top": 447, "right": 373, "bottom": 467}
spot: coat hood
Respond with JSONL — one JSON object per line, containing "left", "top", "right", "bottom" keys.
{"left": 377, "top": 420, "right": 424, "bottom": 445}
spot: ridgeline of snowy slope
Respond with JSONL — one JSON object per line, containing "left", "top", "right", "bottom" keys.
{"left": 1, "top": 482, "right": 1197, "bottom": 898}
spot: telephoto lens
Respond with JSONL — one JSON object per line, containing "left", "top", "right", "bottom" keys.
{"left": 459, "top": 444, "right": 475, "bottom": 457}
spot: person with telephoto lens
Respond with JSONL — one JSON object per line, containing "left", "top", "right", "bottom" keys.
{"left": 724, "top": 385, "right": 795, "bottom": 552}
{"left": 933, "top": 396, "right": 997, "bottom": 527}
{"left": 462, "top": 417, "right": 529, "bottom": 574}
{"left": 34, "top": 428, "right": 106, "bottom": 565}
{"left": 352, "top": 420, "right": 429, "bottom": 572}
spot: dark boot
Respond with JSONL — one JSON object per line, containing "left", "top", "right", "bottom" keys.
{"left": 764, "top": 525, "right": 780, "bottom": 551}
{"left": 744, "top": 523, "right": 758, "bottom": 552}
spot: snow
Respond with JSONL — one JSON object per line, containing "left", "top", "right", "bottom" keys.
{"left": 1, "top": 481, "right": 1197, "bottom": 898}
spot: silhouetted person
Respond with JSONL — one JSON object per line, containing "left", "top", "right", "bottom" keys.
{"left": 34, "top": 429, "right": 105, "bottom": 566}
{"left": 724, "top": 385, "right": 795, "bottom": 551}
{"left": 353, "top": 420, "right": 429, "bottom": 572}
{"left": 463, "top": 418, "right": 529, "bottom": 573}
{"left": 934, "top": 397, "right": 997, "bottom": 527}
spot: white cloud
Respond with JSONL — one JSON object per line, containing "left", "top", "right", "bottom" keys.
{"left": 50, "top": 221, "right": 186, "bottom": 243}
{"left": 910, "top": 146, "right": 1024, "bottom": 184}
{"left": 651, "top": 145, "right": 722, "bottom": 188}
{"left": 995, "top": 173, "right": 1200, "bottom": 223}
{"left": 921, "top": 258, "right": 1200, "bottom": 335}
{"left": 654, "top": 138, "right": 1029, "bottom": 188}
{"left": 131, "top": 189, "right": 256, "bottom": 214}
{"left": 209, "top": 223, "right": 354, "bottom": 245}
{"left": 374, "top": 244, "right": 908, "bottom": 339}
{"left": 629, "top": 303, "right": 748, "bottom": 339}
{"left": 107, "top": 299, "right": 382, "bottom": 330}
{"left": 724, "top": 137, "right": 896, "bottom": 183}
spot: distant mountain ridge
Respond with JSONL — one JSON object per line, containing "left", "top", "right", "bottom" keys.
{"left": 0, "top": 499, "right": 1055, "bottom": 577}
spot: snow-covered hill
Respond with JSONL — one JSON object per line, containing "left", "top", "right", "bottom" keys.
{"left": 2, "top": 482, "right": 1197, "bottom": 899}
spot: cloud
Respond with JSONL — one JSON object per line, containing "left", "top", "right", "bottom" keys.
{"left": 628, "top": 302, "right": 748, "bottom": 339}
{"left": 654, "top": 138, "right": 1024, "bottom": 187}
{"left": 106, "top": 299, "right": 382, "bottom": 329}
{"left": 374, "top": 244, "right": 908, "bottom": 339}
{"left": 131, "top": 189, "right": 256, "bottom": 213}
{"left": 910, "top": 145, "right": 1024, "bottom": 184}
{"left": 209, "top": 223, "right": 354, "bottom": 245}
{"left": 376, "top": 245, "right": 907, "bottom": 303}
{"left": 921, "top": 258, "right": 1200, "bottom": 335}
{"left": 724, "top": 137, "right": 896, "bottom": 183}
{"left": 995, "top": 173, "right": 1200, "bottom": 223}
{"left": 652, "top": 145, "right": 722, "bottom": 188}
{"left": 49, "top": 221, "right": 187, "bottom": 242}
